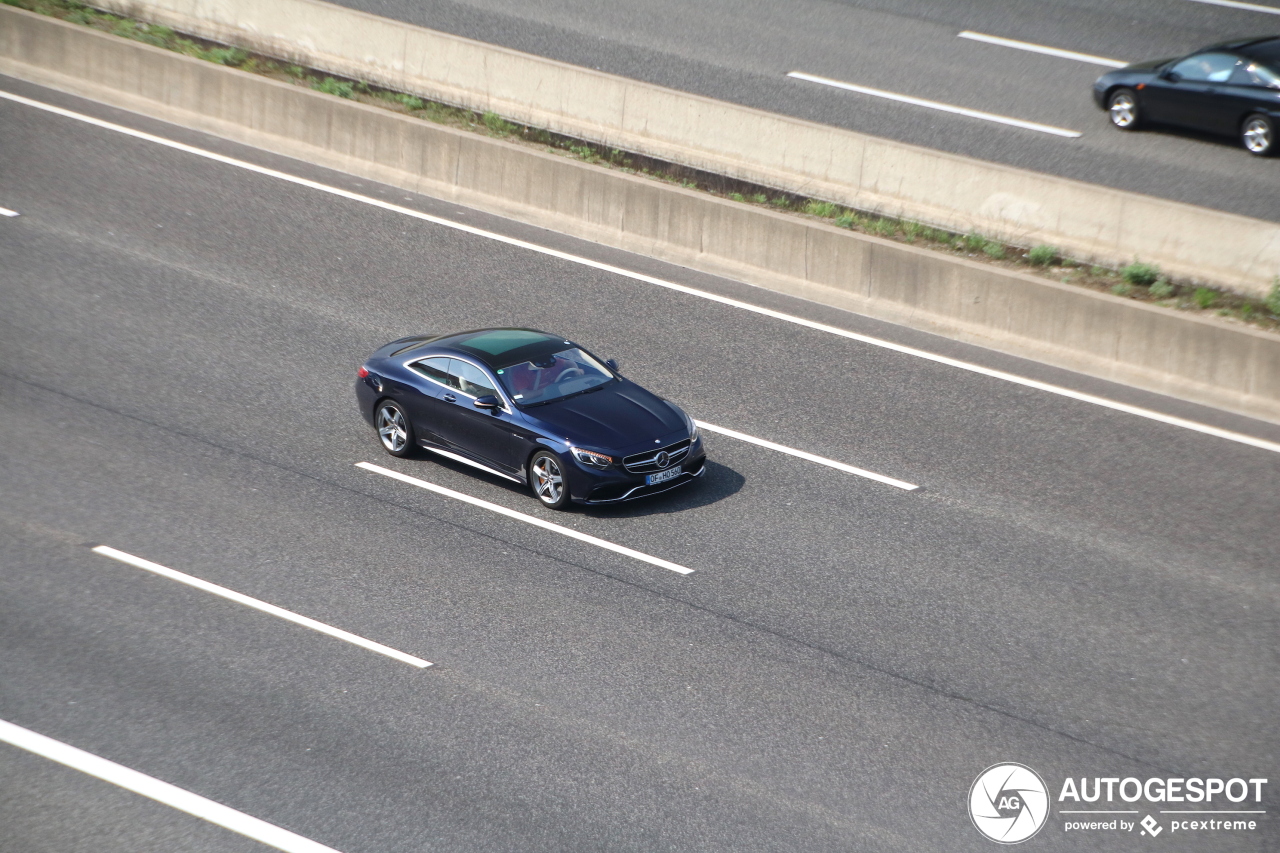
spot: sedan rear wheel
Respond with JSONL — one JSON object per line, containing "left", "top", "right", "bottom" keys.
{"left": 1242, "top": 114, "right": 1275, "bottom": 156}
{"left": 375, "top": 400, "right": 416, "bottom": 457}
{"left": 1108, "top": 88, "right": 1142, "bottom": 130}
{"left": 529, "top": 451, "right": 570, "bottom": 509}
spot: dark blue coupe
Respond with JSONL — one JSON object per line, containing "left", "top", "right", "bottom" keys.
{"left": 355, "top": 329, "right": 706, "bottom": 508}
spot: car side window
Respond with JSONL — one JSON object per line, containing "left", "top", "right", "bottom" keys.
{"left": 1230, "top": 61, "right": 1280, "bottom": 88}
{"left": 413, "top": 356, "right": 458, "bottom": 390}
{"left": 450, "top": 360, "right": 499, "bottom": 399}
{"left": 1170, "top": 52, "right": 1241, "bottom": 83}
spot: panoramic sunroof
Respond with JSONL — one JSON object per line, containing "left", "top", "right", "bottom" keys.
{"left": 461, "top": 329, "right": 557, "bottom": 356}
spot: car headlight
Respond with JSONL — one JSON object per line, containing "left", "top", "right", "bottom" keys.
{"left": 571, "top": 447, "right": 614, "bottom": 468}
{"left": 684, "top": 412, "right": 700, "bottom": 442}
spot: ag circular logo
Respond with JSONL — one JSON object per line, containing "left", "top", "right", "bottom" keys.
{"left": 968, "top": 763, "right": 1049, "bottom": 844}
{"left": 655, "top": 451, "right": 670, "bottom": 469}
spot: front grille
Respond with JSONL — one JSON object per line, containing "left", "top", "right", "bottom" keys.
{"left": 622, "top": 438, "right": 691, "bottom": 473}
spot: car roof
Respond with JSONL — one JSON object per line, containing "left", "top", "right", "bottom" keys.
{"left": 1199, "top": 35, "right": 1280, "bottom": 56}
{"left": 426, "top": 328, "right": 571, "bottom": 369}
{"left": 1235, "top": 36, "right": 1280, "bottom": 63}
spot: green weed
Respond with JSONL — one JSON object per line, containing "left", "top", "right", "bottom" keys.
{"left": 870, "top": 218, "right": 897, "bottom": 237}
{"left": 313, "top": 77, "right": 355, "bottom": 98}
{"left": 804, "top": 200, "right": 839, "bottom": 218}
{"left": 1193, "top": 287, "right": 1217, "bottom": 309}
{"left": 728, "top": 192, "right": 746, "bottom": 203}
{"left": 1121, "top": 261, "right": 1160, "bottom": 287}
{"left": 1267, "top": 279, "right": 1280, "bottom": 316}
{"left": 982, "top": 241, "right": 1006, "bottom": 261}
{"left": 1149, "top": 278, "right": 1175, "bottom": 299}
{"left": 1027, "top": 244, "right": 1058, "bottom": 266}
{"left": 1111, "top": 282, "right": 1133, "bottom": 297}
{"left": 482, "top": 111, "right": 516, "bottom": 135}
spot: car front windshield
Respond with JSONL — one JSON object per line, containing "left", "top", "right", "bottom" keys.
{"left": 495, "top": 347, "right": 614, "bottom": 406}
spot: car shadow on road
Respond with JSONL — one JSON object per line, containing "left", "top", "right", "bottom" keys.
{"left": 1138, "top": 122, "right": 1251, "bottom": 154}
{"left": 396, "top": 450, "right": 744, "bottom": 516}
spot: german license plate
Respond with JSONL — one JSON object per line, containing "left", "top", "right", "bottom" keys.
{"left": 646, "top": 465, "right": 682, "bottom": 485}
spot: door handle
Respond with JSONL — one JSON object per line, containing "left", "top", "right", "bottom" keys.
{"left": 443, "top": 394, "right": 456, "bottom": 402}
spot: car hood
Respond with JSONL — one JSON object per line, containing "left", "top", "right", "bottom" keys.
{"left": 525, "top": 380, "right": 686, "bottom": 450}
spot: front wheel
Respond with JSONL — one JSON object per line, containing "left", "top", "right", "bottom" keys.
{"left": 1108, "top": 88, "right": 1142, "bottom": 130}
{"left": 1242, "top": 113, "right": 1275, "bottom": 156}
{"left": 374, "top": 399, "right": 416, "bottom": 457}
{"left": 529, "top": 451, "right": 570, "bottom": 509}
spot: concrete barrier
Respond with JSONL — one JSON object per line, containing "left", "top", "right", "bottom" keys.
{"left": 3, "top": 6, "right": 1278, "bottom": 423}
{"left": 83, "top": 0, "right": 1280, "bottom": 299}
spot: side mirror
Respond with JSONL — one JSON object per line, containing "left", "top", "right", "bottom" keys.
{"left": 605, "top": 358, "right": 619, "bottom": 372}
{"left": 473, "top": 395, "right": 500, "bottom": 410}
{"left": 1162, "top": 70, "right": 1181, "bottom": 83}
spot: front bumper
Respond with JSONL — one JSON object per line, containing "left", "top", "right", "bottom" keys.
{"left": 580, "top": 453, "right": 708, "bottom": 504}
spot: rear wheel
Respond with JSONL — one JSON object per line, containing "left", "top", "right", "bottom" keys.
{"left": 1108, "top": 88, "right": 1142, "bottom": 130}
{"left": 1242, "top": 113, "right": 1275, "bottom": 156}
{"left": 374, "top": 399, "right": 416, "bottom": 457}
{"left": 529, "top": 451, "right": 570, "bottom": 509}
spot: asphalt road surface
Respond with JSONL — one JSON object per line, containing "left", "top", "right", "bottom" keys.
{"left": 1, "top": 76, "right": 1277, "bottom": 852}
{"left": 332, "top": 0, "right": 1280, "bottom": 222}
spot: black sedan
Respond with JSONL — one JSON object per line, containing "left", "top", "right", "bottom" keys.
{"left": 355, "top": 329, "right": 706, "bottom": 508}
{"left": 1093, "top": 36, "right": 1280, "bottom": 155}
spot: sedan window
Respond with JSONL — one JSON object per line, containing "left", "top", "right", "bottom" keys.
{"left": 450, "top": 359, "right": 500, "bottom": 399}
{"left": 1170, "top": 52, "right": 1241, "bottom": 83}
{"left": 1230, "top": 61, "right": 1280, "bottom": 89}
{"left": 496, "top": 347, "right": 614, "bottom": 406}
{"left": 412, "top": 356, "right": 458, "bottom": 390}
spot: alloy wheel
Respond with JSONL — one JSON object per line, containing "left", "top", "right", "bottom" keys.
{"left": 532, "top": 455, "right": 564, "bottom": 504}
{"left": 376, "top": 404, "right": 408, "bottom": 453}
{"left": 1109, "top": 93, "right": 1136, "bottom": 128}
{"left": 1243, "top": 117, "right": 1272, "bottom": 155}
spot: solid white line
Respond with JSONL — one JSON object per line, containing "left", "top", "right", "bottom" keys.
{"left": 92, "top": 546, "right": 431, "bottom": 668}
{"left": 1184, "top": 0, "right": 1280, "bottom": 14}
{"left": 786, "top": 71, "right": 1083, "bottom": 137}
{"left": 695, "top": 421, "right": 919, "bottom": 491}
{"left": 0, "top": 718, "right": 344, "bottom": 853}
{"left": 958, "top": 31, "right": 1127, "bottom": 67}
{"left": 1160, "top": 810, "right": 1267, "bottom": 813}
{"left": 0, "top": 206, "right": 18, "bottom": 216}
{"left": 357, "top": 462, "right": 694, "bottom": 575}
{"left": 4, "top": 90, "right": 1277, "bottom": 455}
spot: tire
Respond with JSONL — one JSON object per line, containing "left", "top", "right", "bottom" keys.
{"left": 373, "top": 399, "right": 416, "bottom": 457}
{"left": 1107, "top": 88, "right": 1142, "bottom": 130}
{"left": 529, "top": 450, "right": 570, "bottom": 509}
{"left": 1242, "top": 113, "right": 1275, "bottom": 157}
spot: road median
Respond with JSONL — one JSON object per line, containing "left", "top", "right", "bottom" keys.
{"left": 3, "top": 6, "right": 1278, "bottom": 423}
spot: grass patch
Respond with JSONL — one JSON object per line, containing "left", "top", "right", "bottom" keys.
{"left": 312, "top": 76, "right": 354, "bottom": 98}
{"left": 982, "top": 241, "right": 1006, "bottom": 261}
{"left": 1121, "top": 262, "right": 1160, "bottom": 287}
{"left": 1149, "top": 278, "right": 1175, "bottom": 299}
{"left": 482, "top": 111, "right": 517, "bottom": 136}
{"left": 1193, "top": 287, "right": 1217, "bottom": 309}
{"left": 1027, "top": 244, "right": 1058, "bottom": 266}
{"left": 803, "top": 200, "right": 839, "bottom": 218}
{"left": 1267, "top": 280, "right": 1280, "bottom": 316}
